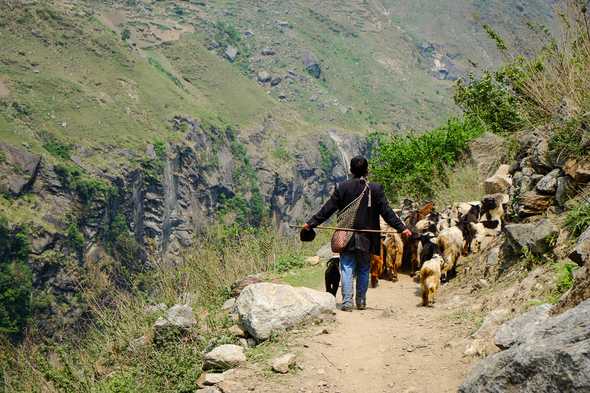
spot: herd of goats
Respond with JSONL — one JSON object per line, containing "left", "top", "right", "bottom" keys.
{"left": 368, "top": 193, "right": 509, "bottom": 306}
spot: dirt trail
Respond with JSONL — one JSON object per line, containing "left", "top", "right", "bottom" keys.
{"left": 253, "top": 275, "right": 479, "bottom": 393}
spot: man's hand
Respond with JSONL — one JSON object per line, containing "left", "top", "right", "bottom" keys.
{"left": 303, "top": 223, "right": 312, "bottom": 231}
{"left": 401, "top": 229, "right": 413, "bottom": 238}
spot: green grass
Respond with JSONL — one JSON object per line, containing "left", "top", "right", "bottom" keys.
{"left": 565, "top": 196, "right": 590, "bottom": 237}
{"left": 278, "top": 265, "right": 325, "bottom": 289}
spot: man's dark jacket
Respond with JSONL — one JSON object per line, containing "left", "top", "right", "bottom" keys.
{"left": 307, "top": 177, "right": 406, "bottom": 255}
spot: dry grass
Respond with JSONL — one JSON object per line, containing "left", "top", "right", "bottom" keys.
{"left": 432, "top": 163, "right": 485, "bottom": 208}
{"left": 0, "top": 225, "right": 321, "bottom": 392}
{"left": 517, "top": 1, "right": 590, "bottom": 123}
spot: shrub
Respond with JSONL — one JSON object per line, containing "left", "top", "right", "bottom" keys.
{"left": 121, "top": 28, "right": 131, "bottom": 41}
{"left": 454, "top": 70, "right": 523, "bottom": 134}
{"left": 54, "top": 163, "right": 113, "bottom": 205}
{"left": 369, "top": 117, "right": 485, "bottom": 203}
{"left": 42, "top": 135, "right": 72, "bottom": 160}
{"left": 0, "top": 216, "right": 32, "bottom": 339}
{"left": 274, "top": 253, "right": 305, "bottom": 273}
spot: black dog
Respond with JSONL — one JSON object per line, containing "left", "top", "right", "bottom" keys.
{"left": 325, "top": 257, "right": 340, "bottom": 297}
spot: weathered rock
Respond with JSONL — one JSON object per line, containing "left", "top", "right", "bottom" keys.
{"left": 222, "top": 298, "right": 236, "bottom": 311}
{"left": 257, "top": 70, "right": 271, "bottom": 83}
{"left": 225, "top": 46, "right": 238, "bottom": 62}
{"left": 484, "top": 164, "right": 512, "bottom": 194}
{"left": 270, "top": 77, "right": 282, "bottom": 86}
{"left": 228, "top": 324, "right": 247, "bottom": 338}
{"left": 196, "top": 387, "right": 221, "bottom": 393}
{"left": 145, "top": 303, "right": 167, "bottom": 314}
{"left": 0, "top": 142, "right": 41, "bottom": 195}
{"left": 261, "top": 47, "right": 275, "bottom": 55}
{"left": 234, "top": 283, "right": 336, "bottom": 341}
{"left": 472, "top": 308, "right": 511, "bottom": 340}
{"left": 569, "top": 226, "right": 590, "bottom": 266}
{"left": 535, "top": 168, "right": 560, "bottom": 195}
{"left": 504, "top": 219, "right": 558, "bottom": 256}
{"left": 303, "top": 51, "right": 321, "bottom": 79}
{"left": 564, "top": 158, "right": 590, "bottom": 183}
{"left": 556, "top": 176, "right": 576, "bottom": 207}
{"left": 203, "top": 344, "right": 246, "bottom": 370}
{"left": 230, "top": 276, "right": 263, "bottom": 298}
{"left": 494, "top": 304, "right": 552, "bottom": 349}
{"left": 468, "top": 133, "right": 508, "bottom": 177}
{"left": 153, "top": 304, "right": 197, "bottom": 340}
{"left": 517, "top": 191, "right": 554, "bottom": 216}
{"left": 459, "top": 299, "right": 590, "bottom": 393}
{"left": 272, "top": 353, "right": 296, "bottom": 373}
{"left": 197, "top": 372, "right": 225, "bottom": 387}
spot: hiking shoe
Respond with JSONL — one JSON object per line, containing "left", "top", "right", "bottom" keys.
{"left": 356, "top": 303, "right": 366, "bottom": 310}
{"left": 341, "top": 305, "right": 353, "bottom": 312}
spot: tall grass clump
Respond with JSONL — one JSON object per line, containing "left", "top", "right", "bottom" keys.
{"left": 565, "top": 192, "right": 590, "bottom": 237}
{"left": 456, "top": 1, "right": 590, "bottom": 159}
{"left": 0, "top": 225, "right": 319, "bottom": 392}
{"left": 369, "top": 117, "right": 485, "bottom": 203}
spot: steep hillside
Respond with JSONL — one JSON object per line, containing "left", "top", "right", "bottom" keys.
{"left": 0, "top": 0, "right": 557, "bottom": 342}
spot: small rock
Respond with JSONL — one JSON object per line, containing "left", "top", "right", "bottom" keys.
{"left": 228, "top": 324, "right": 247, "bottom": 338}
{"left": 196, "top": 387, "right": 221, "bottom": 393}
{"left": 535, "top": 169, "right": 560, "bottom": 195}
{"left": 222, "top": 298, "right": 236, "bottom": 311}
{"left": 225, "top": 46, "right": 238, "bottom": 62}
{"left": 197, "top": 372, "right": 225, "bottom": 387}
{"left": 464, "top": 339, "right": 487, "bottom": 357}
{"left": 556, "top": 176, "right": 576, "bottom": 207}
{"left": 270, "top": 77, "right": 282, "bottom": 87}
{"left": 257, "top": 71, "right": 271, "bottom": 83}
{"left": 203, "top": 345, "right": 246, "bottom": 371}
{"left": 306, "top": 256, "right": 321, "bottom": 265}
{"left": 272, "top": 353, "right": 296, "bottom": 373}
{"left": 153, "top": 304, "right": 197, "bottom": 342}
{"left": 517, "top": 191, "right": 554, "bottom": 217}
{"left": 261, "top": 47, "right": 275, "bottom": 55}
{"left": 128, "top": 335, "right": 149, "bottom": 352}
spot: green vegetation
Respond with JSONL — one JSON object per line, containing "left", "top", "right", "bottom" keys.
{"left": 0, "top": 224, "right": 321, "bottom": 391}
{"left": 41, "top": 133, "right": 72, "bottom": 161}
{"left": 54, "top": 164, "right": 113, "bottom": 205}
{"left": 0, "top": 216, "right": 31, "bottom": 340}
{"left": 565, "top": 197, "right": 590, "bottom": 237}
{"left": 454, "top": 69, "right": 523, "bottom": 134}
{"left": 547, "top": 260, "right": 579, "bottom": 304}
{"left": 370, "top": 117, "right": 485, "bottom": 202}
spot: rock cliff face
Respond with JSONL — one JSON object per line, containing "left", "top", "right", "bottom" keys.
{"left": 0, "top": 122, "right": 364, "bottom": 339}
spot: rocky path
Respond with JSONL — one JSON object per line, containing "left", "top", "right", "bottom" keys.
{"left": 247, "top": 275, "right": 479, "bottom": 393}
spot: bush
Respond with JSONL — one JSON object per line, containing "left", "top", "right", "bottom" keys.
{"left": 42, "top": 136, "right": 72, "bottom": 160}
{"left": 454, "top": 70, "right": 523, "bottom": 134}
{"left": 369, "top": 117, "right": 485, "bottom": 202}
{"left": 0, "top": 216, "right": 32, "bottom": 339}
{"left": 54, "top": 163, "right": 113, "bottom": 205}
{"left": 274, "top": 253, "right": 305, "bottom": 273}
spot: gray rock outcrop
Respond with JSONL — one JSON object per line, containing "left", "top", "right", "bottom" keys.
{"left": 234, "top": 283, "right": 336, "bottom": 341}
{"left": 0, "top": 142, "right": 41, "bottom": 195}
{"left": 570, "top": 226, "right": 590, "bottom": 266}
{"left": 504, "top": 219, "right": 558, "bottom": 256}
{"left": 494, "top": 304, "right": 552, "bottom": 349}
{"left": 459, "top": 299, "right": 590, "bottom": 393}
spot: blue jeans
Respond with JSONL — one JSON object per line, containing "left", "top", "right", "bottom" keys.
{"left": 340, "top": 252, "right": 370, "bottom": 308}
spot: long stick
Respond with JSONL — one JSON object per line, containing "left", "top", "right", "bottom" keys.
{"left": 288, "top": 224, "right": 399, "bottom": 234}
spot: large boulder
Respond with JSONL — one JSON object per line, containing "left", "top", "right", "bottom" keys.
{"left": 484, "top": 164, "right": 512, "bottom": 194}
{"left": 234, "top": 283, "right": 335, "bottom": 341}
{"left": 504, "top": 219, "right": 558, "bottom": 256}
{"left": 494, "top": 304, "right": 552, "bottom": 349}
{"left": 203, "top": 344, "right": 246, "bottom": 370}
{"left": 459, "top": 299, "right": 590, "bottom": 393}
{"left": 468, "top": 132, "right": 508, "bottom": 177}
{"left": 0, "top": 142, "right": 41, "bottom": 195}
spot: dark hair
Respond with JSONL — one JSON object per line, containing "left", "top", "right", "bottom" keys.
{"left": 350, "top": 156, "right": 368, "bottom": 177}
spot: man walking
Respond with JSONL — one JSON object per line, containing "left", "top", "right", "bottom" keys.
{"left": 302, "top": 156, "right": 411, "bottom": 311}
